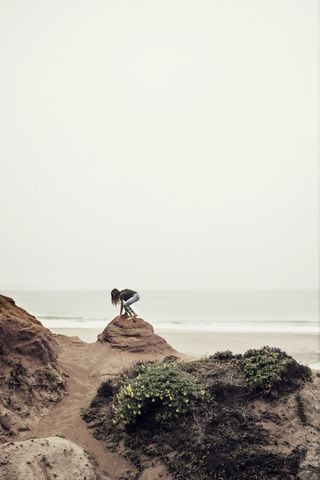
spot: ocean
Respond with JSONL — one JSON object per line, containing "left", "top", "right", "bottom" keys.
{"left": 2, "top": 288, "right": 318, "bottom": 333}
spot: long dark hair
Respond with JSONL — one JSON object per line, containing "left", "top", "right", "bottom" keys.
{"left": 111, "top": 288, "right": 120, "bottom": 306}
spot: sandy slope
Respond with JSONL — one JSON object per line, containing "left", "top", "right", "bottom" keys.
{"left": 16, "top": 334, "right": 192, "bottom": 479}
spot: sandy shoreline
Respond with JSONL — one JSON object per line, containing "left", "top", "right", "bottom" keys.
{"left": 50, "top": 327, "right": 320, "bottom": 368}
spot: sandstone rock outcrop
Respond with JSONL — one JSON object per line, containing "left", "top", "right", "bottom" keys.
{"left": 0, "top": 295, "right": 67, "bottom": 444}
{"left": 98, "top": 315, "right": 178, "bottom": 355}
{"left": 0, "top": 295, "right": 59, "bottom": 364}
{"left": 0, "top": 436, "right": 103, "bottom": 480}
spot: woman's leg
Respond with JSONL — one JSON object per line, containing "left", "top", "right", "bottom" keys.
{"left": 123, "top": 293, "right": 140, "bottom": 317}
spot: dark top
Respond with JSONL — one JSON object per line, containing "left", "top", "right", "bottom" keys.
{"left": 119, "top": 289, "right": 137, "bottom": 302}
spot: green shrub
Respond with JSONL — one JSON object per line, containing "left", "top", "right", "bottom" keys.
{"left": 241, "top": 348, "right": 292, "bottom": 390}
{"left": 296, "top": 394, "right": 308, "bottom": 424}
{"left": 211, "top": 350, "right": 234, "bottom": 361}
{"left": 50, "top": 362, "right": 60, "bottom": 374}
{"left": 114, "top": 363, "right": 205, "bottom": 425}
{"left": 14, "top": 362, "right": 27, "bottom": 376}
{"left": 44, "top": 370, "right": 57, "bottom": 381}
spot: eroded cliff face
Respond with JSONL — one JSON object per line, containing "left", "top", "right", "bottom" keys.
{"left": 0, "top": 295, "right": 59, "bottom": 364}
{"left": 0, "top": 295, "right": 67, "bottom": 443}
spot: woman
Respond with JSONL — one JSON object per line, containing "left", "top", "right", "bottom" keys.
{"left": 111, "top": 288, "right": 140, "bottom": 318}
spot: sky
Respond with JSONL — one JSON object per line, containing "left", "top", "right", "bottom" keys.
{"left": 0, "top": 0, "right": 318, "bottom": 291}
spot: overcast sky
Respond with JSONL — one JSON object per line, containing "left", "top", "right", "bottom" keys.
{"left": 0, "top": 0, "right": 318, "bottom": 291}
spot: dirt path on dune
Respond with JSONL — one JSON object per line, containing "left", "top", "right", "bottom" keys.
{"left": 20, "top": 336, "right": 132, "bottom": 479}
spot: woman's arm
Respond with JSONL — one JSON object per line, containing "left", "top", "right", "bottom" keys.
{"left": 120, "top": 300, "right": 124, "bottom": 315}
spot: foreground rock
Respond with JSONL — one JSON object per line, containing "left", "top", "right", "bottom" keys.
{"left": 0, "top": 436, "right": 102, "bottom": 480}
{"left": 98, "top": 315, "right": 179, "bottom": 355}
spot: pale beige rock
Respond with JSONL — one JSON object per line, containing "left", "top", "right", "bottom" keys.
{"left": 298, "top": 452, "right": 320, "bottom": 480}
{"left": 0, "top": 436, "right": 108, "bottom": 480}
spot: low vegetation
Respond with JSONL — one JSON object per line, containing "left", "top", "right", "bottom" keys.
{"left": 114, "top": 362, "right": 205, "bottom": 425}
{"left": 82, "top": 347, "right": 312, "bottom": 480}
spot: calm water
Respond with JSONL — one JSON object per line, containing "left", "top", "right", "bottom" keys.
{"left": 2, "top": 289, "right": 318, "bottom": 334}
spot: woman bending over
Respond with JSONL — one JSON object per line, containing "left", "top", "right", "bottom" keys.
{"left": 111, "top": 288, "right": 140, "bottom": 318}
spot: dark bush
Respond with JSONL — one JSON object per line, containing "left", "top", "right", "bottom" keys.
{"left": 211, "top": 350, "right": 234, "bottom": 360}
{"left": 162, "top": 355, "right": 179, "bottom": 363}
{"left": 97, "top": 379, "right": 114, "bottom": 398}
